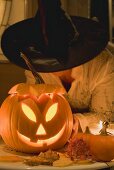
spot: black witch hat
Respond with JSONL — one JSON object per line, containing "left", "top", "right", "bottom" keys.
{"left": 1, "top": 0, "right": 108, "bottom": 72}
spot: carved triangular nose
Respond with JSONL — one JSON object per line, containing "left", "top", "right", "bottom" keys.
{"left": 36, "top": 124, "right": 46, "bottom": 135}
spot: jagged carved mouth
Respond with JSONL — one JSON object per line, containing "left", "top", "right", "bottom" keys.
{"left": 17, "top": 124, "right": 66, "bottom": 147}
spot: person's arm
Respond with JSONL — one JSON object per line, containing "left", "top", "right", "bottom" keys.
{"left": 69, "top": 49, "right": 114, "bottom": 132}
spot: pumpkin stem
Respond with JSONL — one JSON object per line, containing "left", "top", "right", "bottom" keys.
{"left": 99, "top": 121, "right": 110, "bottom": 135}
{"left": 21, "top": 53, "right": 45, "bottom": 84}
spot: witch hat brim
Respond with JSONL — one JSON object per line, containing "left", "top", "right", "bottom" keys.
{"left": 1, "top": 14, "right": 108, "bottom": 72}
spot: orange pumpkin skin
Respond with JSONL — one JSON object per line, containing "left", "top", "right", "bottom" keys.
{"left": 0, "top": 93, "right": 73, "bottom": 153}
{"left": 90, "top": 135, "right": 114, "bottom": 162}
{"left": 75, "top": 132, "right": 114, "bottom": 162}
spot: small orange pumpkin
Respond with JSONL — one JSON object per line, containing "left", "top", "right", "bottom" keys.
{"left": 73, "top": 122, "right": 114, "bottom": 162}
{"left": 0, "top": 84, "right": 73, "bottom": 153}
{"left": 89, "top": 133, "right": 114, "bottom": 162}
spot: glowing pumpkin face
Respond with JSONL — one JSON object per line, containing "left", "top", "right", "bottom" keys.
{"left": 0, "top": 92, "right": 73, "bottom": 153}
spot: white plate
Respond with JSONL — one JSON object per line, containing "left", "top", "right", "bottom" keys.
{"left": 0, "top": 163, "right": 109, "bottom": 170}
{"left": 0, "top": 140, "right": 110, "bottom": 170}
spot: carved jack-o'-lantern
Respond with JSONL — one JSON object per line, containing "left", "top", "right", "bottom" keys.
{"left": 8, "top": 83, "right": 66, "bottom": 96}
{"left": 0, "top": 85, "right": 73, "bottom": 153}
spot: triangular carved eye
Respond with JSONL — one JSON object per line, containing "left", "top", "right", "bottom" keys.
{"left": 21, "top": 103, "right": 36, "bottom": 122}
{"left": 45, "top": 103, "right": 58, "bottom": 122}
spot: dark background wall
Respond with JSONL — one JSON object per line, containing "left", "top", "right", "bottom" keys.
{"left": 90, "top": 0, "right": 109, "bottom": 39}
{"left": 0, "top": 63, "right": 25, "bottom": 105}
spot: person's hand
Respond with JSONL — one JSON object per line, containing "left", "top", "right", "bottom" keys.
{"left": 70, "top": 116, "right": 80, "bottom": 140}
